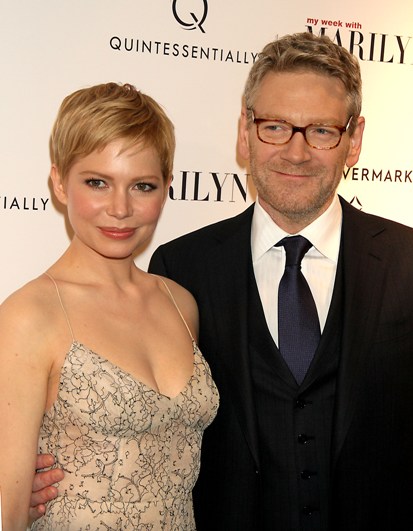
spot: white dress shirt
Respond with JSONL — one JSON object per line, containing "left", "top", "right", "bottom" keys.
{"left": 251, "top": 195, "right": 342, "bottom": 346}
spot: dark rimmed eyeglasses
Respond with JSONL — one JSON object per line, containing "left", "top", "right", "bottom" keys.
{"left": 249, "top": 109, "right": 353, "bottom": 150}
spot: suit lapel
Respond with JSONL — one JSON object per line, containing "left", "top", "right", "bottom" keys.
{"left": 332, "top": 198, "right": 391, "bottom": 463}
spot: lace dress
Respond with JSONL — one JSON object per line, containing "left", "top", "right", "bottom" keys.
{"left": 32, "top": 278, "right": 219, "bottom": 530}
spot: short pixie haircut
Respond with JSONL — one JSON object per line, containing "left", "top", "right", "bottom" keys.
{"left": 50, "top": 82, "right": 175, "bottom": 181}
{"left": 244, "top": 32, "right": 362, "bottom": 134}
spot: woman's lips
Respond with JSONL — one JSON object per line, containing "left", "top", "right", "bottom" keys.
{"left": 98, "top": 227, "right": 136, "bottom": 239}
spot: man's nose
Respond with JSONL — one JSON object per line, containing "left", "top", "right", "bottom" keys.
{"left": 279, "top": 130, "right": 312, "bottom": 164}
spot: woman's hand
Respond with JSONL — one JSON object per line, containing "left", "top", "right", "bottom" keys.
{"left": 29, "top": 454, "right": 64, "bottom": 523}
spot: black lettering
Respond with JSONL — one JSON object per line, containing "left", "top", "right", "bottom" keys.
{"left": 230, "top": 174, "right": 248, "bottom": 202}
{"left": 193, "top": 171, "right": 209, "bottom": 201}
{"left": 349, "top": 31, "right": 365, "bottom": 60}
{"left": 396, "top": 35, "right": 411, "bottom": 64}
{"left": 384, "top": 170, "right": 392, "bottom": 181}
{"left": 41, "top": 198, "right": 49, "bottom": 210}
{"left": 124, "top": 38, "right": 134, "bottom": 52}
{"left": 361, "top": 168, "right": 369, "bottom": 180}
{"left": 142, "top": 40, "right": 152, "bottom": 53}
{"left": 109, "top": 36, "right": 121, "bottom": 50}
{"left": 210, "top": 172, "right": 227, "bottom": 202}
{"left": 380, "top": 34, "right": 394, "bottom": 63}
{"left": 200, "top": 47, "right": 209, "bottom": 60}
{"left": 372, "top": 169, "right": 382, "bottom": 181}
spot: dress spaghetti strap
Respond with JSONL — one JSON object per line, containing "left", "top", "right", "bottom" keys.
{"left": 44, "top": 272, "right": 75, "bottom": 343}
{"left": 157, "top": 277, "right": 195, "bottom": 343}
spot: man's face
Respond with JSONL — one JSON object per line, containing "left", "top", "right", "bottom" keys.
{"left": 239, "top": 70, "right": 364, "bottom": 232}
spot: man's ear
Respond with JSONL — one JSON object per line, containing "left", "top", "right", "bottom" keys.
{"left": 50, "top": 165, "right": 68, "bottom": 205}
{"left": 237, "top": 106, "right": 251, "bottom": 161}
{"left": 346, "top": 116, "right": 365, "bottom": 168}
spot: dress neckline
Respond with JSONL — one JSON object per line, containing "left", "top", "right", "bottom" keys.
{"left": 67, "top": 340, "right": 198, "bottom": 401}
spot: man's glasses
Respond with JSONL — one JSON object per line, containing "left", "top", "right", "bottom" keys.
{"left": 249, "top": 109, "right": 352, "bottom": 150}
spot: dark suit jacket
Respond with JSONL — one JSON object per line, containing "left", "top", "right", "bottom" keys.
{"left": 149, "top": 196, "right": 413, "bottom": 530}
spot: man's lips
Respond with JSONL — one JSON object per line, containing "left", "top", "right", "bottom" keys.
{"left": 269, "top": 168, "right": 319, "bottom": 181}
{"left": 273, "top": 168, "right": 316, "bottom": 178}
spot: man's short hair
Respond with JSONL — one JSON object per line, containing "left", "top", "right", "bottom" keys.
{"left": 244, "top": 32, "right": 362, "bottom": 134}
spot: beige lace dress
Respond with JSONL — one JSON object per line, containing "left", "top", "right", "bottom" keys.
{"left": 32, "top": 277, "right": 219, "bottom": 530}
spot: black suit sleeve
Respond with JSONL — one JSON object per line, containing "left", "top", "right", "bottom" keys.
{"left": 148, "top": 247, "right": 168, "bottom": 276}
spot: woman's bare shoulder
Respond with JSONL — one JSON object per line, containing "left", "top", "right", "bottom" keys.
{"left": 152, "top": 274, "right": 199, "bottom": 338}
{"left": 0, "top": 274, "right": 59, "bottom": 341}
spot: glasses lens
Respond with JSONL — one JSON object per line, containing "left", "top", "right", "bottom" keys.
{"left": 256, "top": 118, "right": 345, "bottom": 149}
{"left": 258, "top": 120, "right": 292, "bottom": 144}
{"left": 306, "top": 125, "right": 341, "bottom": 149}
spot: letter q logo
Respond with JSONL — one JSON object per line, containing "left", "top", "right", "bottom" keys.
{"left": 172, "top": 0, "right": 208, "bottom": 33}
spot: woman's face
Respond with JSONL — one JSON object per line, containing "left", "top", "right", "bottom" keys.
{"left": 52, "top": 139, "right": 169, "bottom": 260}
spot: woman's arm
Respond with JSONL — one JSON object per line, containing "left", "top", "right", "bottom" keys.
{"left": 0, "top": 289, "right": 50, "bottom": 530}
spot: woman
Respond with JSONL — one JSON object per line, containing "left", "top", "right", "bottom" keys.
{"left": 0, "top": 82, "right": 219, "bottom": 530}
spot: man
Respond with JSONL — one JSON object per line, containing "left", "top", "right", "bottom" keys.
{"left": 32, "top": 32, "right": 413, "bottom": 530}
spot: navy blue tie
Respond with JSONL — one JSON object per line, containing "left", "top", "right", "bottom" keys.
{"left": 277, "top": 235, "right": 320, "bottom": 384}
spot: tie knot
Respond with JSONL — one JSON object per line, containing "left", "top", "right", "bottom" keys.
{"left": 277, "top": 235, "right": 312, "bottom": 267}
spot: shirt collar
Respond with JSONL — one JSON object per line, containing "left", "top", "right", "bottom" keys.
{"left": 251, "top": 194, "right": 342, "bottom": 263}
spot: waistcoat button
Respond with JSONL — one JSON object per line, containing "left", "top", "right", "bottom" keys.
{"left": 302, "top": 505, "right": 319, "bottom": 516}
{"left": 297, "top": 433, "right": 314, "bottom": 444}
{"left": 295, "top": 398, "right": 308, "bottom": 409}
{"left": 300, "top": 469, "right": 317, "bottom": 480}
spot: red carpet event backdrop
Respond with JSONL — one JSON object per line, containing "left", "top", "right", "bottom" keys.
{"left": 1, "top": 1, "right": 412, "bottom": 302}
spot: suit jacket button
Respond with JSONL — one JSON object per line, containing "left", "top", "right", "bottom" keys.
{"left": 302, "top": 506, "right": 319, "bottom": 516}
{"left": 300, "top": 470, "right": 317, "bottom": 480}
{"left": 297, "top": 434, "right": 314, "bottom": 444}
{"left": 295, "top": 398, "right": 307, "bottom": 409}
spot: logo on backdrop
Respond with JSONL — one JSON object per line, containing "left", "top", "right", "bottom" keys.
{"left": 304, "top": 17, "right": 413, "bottom": 65}
{"left": 169, "top": 165, "right": 413, "bottom": 204}
{"left": 110, "top": 0, "right": 258, "bottom": 65}
{"left": 0, "top": 195, "right": 49, "bottom": 211}
{"left": 343, "top": 166, "right": 413, "bottom": 183}
{"left": 168, "top": 170, "right": 253, "bottom": 203}
{"left": 349, "top": 196, "right": 363, "bottom": 210}
{"left": 172, "top": 0, "right": 208, "bottom": 33}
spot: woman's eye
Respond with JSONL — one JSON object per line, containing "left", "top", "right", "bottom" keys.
{"left": 85, "top": 179, "right": 106, "bottom": 189}
{"left": 135, "top": 182, "right": 156, "bottom": 192}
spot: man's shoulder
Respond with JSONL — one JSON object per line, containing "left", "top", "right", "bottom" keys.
{"left": 159, "top": 204, "right": 254, "bottom": 251}
{"left": 341, "top": 196, "right": 413, "bottom": 236}
{"left": 148, "top": 205, "right": 254, "bottom": 280}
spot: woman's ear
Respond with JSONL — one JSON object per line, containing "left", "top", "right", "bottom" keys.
{"left": 162, "top": 174, "right": 173, "bottom": 205}
{"left": 50, "top": 165, "right": 68, "bottom": 205}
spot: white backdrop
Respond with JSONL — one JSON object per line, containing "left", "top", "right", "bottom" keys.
{"left": 1, "top": 0, "right": 412, "bottom": 302}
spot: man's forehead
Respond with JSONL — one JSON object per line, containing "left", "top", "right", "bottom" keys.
{"left": 253, "top": 71, "right": 348, "bottom": 120}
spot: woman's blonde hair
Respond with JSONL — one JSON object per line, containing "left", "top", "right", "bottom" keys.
{"left": 50, "top": 82, "right": 175, "bottom": 181}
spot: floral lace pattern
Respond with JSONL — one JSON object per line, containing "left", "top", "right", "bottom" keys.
{"left": 32, "top": 341, "right": 219, "bottom": 530}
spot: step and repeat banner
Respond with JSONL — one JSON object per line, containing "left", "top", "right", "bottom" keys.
{"left": 1, "top": 1, "right": 412, "bottom": 302}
